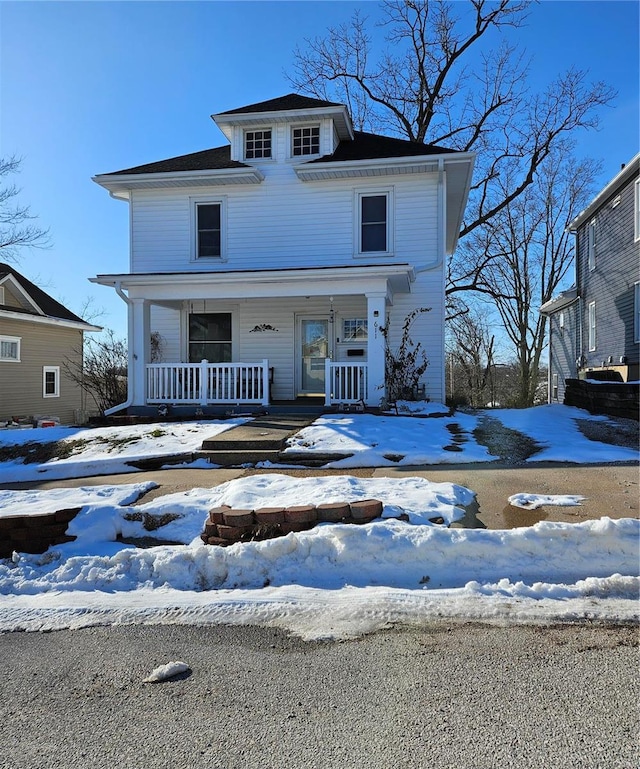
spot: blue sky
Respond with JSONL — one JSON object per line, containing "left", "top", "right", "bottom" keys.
{"left": 1, "top": 1, "right": 638, "bottom": 339}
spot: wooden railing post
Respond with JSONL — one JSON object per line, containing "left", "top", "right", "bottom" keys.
{"left": 200, "top": 359, "right": 209, "bottom": 406}
{"left": 261, "top": 359, "right": 270, "bottom": 406}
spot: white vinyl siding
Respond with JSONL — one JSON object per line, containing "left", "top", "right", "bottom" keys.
{"left": 129, "top": 170, "right": 436, "bottom": 274}
{"left": 0, "top": 335, "right": 20, "bottom": 362}
{"left": 588, "top": 301, "right": 596, "bottom": 351}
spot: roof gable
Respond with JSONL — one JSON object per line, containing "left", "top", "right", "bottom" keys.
{"left": 0, "top": 263, "right": 86, "bottom": 323}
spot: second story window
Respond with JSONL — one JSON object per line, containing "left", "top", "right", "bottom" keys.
{"left": 360, "top": 193, "right": 388, "bottom": 253}
{"left": 588, "top": 301, "right": 596, "bottom": 351}
{"left": 635, "top": 178, "right": 640, "bottom": 242}
{"left": 292, "top": 126, "right": 320, "bottom": 156}
{"left": 195, "top": 202, "right": 221, "bottom": 259}
{"left": 0, "top": 336, "right": 20, "bottom": 362}
{"left": 245, "top": 129, "right": 272, "bottom": 159}
{"left": 588, "top": 219, "right": 596, "bottom": 271}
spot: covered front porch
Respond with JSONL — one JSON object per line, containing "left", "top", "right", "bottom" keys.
{"left": 91, "top": 263, "right": 415, "bottom": 413}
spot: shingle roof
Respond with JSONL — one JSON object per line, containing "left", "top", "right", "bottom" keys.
{"left": 108, "top": 145, "right": 246, "bottom": 176}
{"left": 0, "top": 263, "right": 86, "bottom": 323}
{"left": 310, "top": 131, "right": 458, "bottom": 163}
{"left": 218, "top": 93, "right": 343, "bottom": 115}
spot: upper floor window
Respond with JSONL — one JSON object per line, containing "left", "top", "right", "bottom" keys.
{"left": 0, "top": 286, "right": 5, "bottom": 305}
{"left": 43, "top": 366, "right": 60, "bottom": 398}
{"left": 588, "top": 301, "right": 596, "bottom": 351}
{"left": 358, "top": 192, "right": 391, "bottom": 254}
{"left": 634, "top": 282, "right": 640, "bottom": 344}
{"left": 588, "top": 219, "right": 596, "bottom": 271}
{"left": 194, "top": 201, "right": 223, "bottom": 259}
{"left": 635, "top": 178, "right": 640, "bottom": 242}
{"left": 559, "top": 310, "right": 565, "bottom": 336}
{"left": 0, "top": 335, "right": 20, "bottom": 362}
{"left": 292, "top": 125, "right": 320, "bottom": 156}
{"left": 245, "top": 129, "right": 272, "bottom": 160}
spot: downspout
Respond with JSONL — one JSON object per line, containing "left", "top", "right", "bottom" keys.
{"left": 103, "top": 280, "right": 134, "bottom": 416}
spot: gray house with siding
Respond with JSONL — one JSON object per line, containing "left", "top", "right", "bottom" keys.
{"left": 541, "top": 154, "right": 640, "bottom": 403}
{"left": 0, "top": 264, "right": 100, "bottom": 424}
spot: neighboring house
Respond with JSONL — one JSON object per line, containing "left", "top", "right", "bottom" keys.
{"left": 0, "top": 264, "right": 101, "bottom": 424}
{"left": 91, "top": 94, "right": 474, "bottom": 413}
{"left": 541, "top": 154, "right": 640, "bottom": 403}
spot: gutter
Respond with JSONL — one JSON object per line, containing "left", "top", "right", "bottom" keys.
{"left": 103, "top": 280, "right": 134, "bottom": 416}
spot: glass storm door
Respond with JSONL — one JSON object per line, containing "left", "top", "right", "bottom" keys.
{"left": 299, "top": 318, "right": 329, "bottom": 395}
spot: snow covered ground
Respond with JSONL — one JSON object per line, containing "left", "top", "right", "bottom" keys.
{"left": 0, "top": 405, "right": 637, "bottom": 639}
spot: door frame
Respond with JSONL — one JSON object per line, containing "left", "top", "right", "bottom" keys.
{"left": 295, "top": 314, "right": 332, "bottom": 396}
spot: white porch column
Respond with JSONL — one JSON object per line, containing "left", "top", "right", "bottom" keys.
{"left": 366, "top": 292, "right": 387, "bottom": 406}
{"left": 130, "top": 298, "right": 150, "bottom": 406}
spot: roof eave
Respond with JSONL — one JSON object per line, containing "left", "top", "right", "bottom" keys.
{"left": 0, "top": 308, "right": 102, "bottom": 332}
{"left": 92, "top": 166, "right": 265, "bottom": 194}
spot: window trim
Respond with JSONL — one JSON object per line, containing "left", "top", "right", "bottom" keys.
{"left": 588, "top": 219, "right": 596, "bottom": 271}
{"left": 354, "top": 189, "right": 394, "bottom": 257}
{"left": 0, "top": 335, "right": 21, "bottom": 362}
{"left": 342, "top": 318, "right": 368, "bottom": 341}
{"left": 42, "top": 366, "right": 60, "bottom": 398}
{"left": 634, "top": 282, "right": 640, "bottom": 344}
{"left": 290, "top": 124, "right": 321, "bottom": 158}
{"left": 0, "top": 286, "right": 5, "bottom": 305}
{"left": 190, "top": 198, "right": 226, "bottom": 262}
{"left": 588, "top": 301, "right": 596, "bottom": 352}
{"left": 244, "top": 127, "right": 273, "bottom": 161}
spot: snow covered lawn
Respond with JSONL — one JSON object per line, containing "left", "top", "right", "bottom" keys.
{"left": 0, "top": 418, "right": 250, "bottom": 483}
{"left": 0, "top": 405, "right": 637, "bottom": 638}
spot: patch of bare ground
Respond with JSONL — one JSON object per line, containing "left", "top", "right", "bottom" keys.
{"left": 576, "top": 415, "right": 639, "bottom": 451}
{"left": 472, "top": 415, "right": 543, "bottom": 464}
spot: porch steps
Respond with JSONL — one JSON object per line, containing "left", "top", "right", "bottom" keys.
{"left": 197, "top": 413, "right": 352, "bottom": 467}
{"left": 200, "top": 414, "right": 317, "bottom": 452}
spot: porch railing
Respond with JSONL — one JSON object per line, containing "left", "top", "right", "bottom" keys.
{"left": 146, "top": 360, "right": 270, "bottom": 406}
{"left": 325, "top": 361, "right": 368, "bottom": 405}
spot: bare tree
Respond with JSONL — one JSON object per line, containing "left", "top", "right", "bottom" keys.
{"left": 0, "top": 156, "right": 51, "bottom": 262}
{"left": 446, "top": 305, "right": 496, "bottom": 407}
{"left": 64, "top": 330, "right": 128, "bottom": 415}
{"left": 289, "top": 1, "right": 615, "bottom": 295}
{"left": 465, "top": 149, "right": 601, "bottom": 406}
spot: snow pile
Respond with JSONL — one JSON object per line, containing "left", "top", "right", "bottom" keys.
{"left": 508, "top": 493, "right": 585, "bottom": 510}
{"left": 0, "top": 474, "right": 637, "bottom": 638}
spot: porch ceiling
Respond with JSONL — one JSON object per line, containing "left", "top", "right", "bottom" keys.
{"left": 91, "top": 263, "right": 415, "bottom": 301}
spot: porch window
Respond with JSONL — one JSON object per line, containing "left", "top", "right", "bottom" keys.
{"left": 245, "top": 129, "right": 272, "bottom": 160}
{"left": 43, "top": 366, "right": 60, "bottom": 398}
{"left": 0, "top": 335, "right": 20, "bottom": 362}
{"left": 188, "top": 313, "right": 232, "bottom": 363}
{"left": 343, "top": 318, "right": 368, "bottom": 341}
{"left": 196, "top": 203, "right": 221, "bottom": 259}
{"left": 292, "top": 125, "right": 320, "bottom": 156}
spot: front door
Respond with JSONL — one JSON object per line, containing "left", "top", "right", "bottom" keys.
{"left": 298, "top": 318, "right": 329, "bottom": 395}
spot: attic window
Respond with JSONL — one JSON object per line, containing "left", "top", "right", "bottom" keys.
{"left": 0, "top": 286, "right": 4, "bottom": 305}
{"left": 245, "top": 129, "right": 272, "bottom": 160}
{"left": 292, "top": 126, "right": 320, "bottom": 156}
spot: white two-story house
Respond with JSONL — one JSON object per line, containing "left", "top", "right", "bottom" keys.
{"left": 91, "top": 94, "right": 474, "bottom": 414}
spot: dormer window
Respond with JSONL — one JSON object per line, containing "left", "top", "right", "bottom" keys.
{"left": 292, "top": 125, "right": 320, "bottom": 156}
{"left": 245, "top": 129, "right": 272, "bottom": 160}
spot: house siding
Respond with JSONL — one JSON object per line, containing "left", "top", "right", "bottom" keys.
{"left": 576, "top": 171, "right": 640, "bottom": 372}
{"left": 129, "top": 169, "right": 439, "bottom": 274}
{"left": 0, "top": 318, "right": 84, "bottom": 423}
{"left": 547, "top": 304, "right": 579, "bottom": 402}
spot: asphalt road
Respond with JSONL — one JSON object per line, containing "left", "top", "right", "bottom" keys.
{"left": 0, "top": 622, "right": 637, "bottom": 769}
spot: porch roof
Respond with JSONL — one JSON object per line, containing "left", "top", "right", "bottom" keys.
{"left": 91, "top": 263, "right": 415, "bottom": 301}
